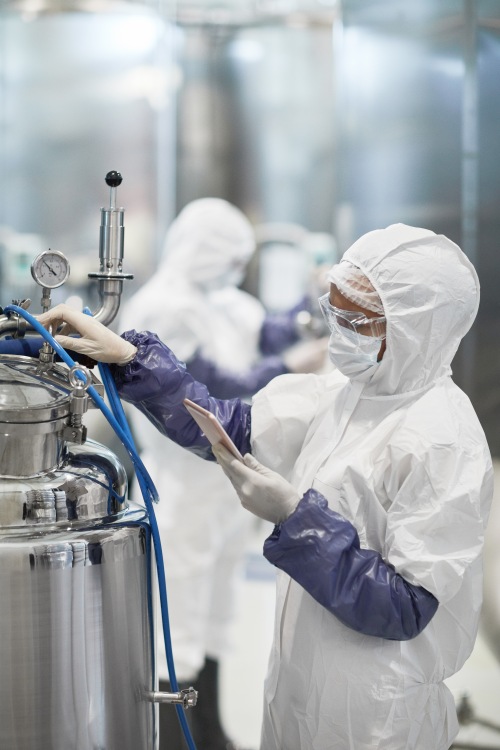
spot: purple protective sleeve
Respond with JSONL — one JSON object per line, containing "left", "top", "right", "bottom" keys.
{"left": 110, "top": 331, "right": 252, "bottom": 461}
{"left": 186, "top": 352, "right": 288, "bottom": 399}
{"left": 264, "top": 489, "right": 439, "bottom": 641}
{"left": 259, "top": 297, "right": 308, "bottom": 355}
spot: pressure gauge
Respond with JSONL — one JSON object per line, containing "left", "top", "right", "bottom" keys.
{"left": 31, "top": 250, "right": 70, "bottom": 289}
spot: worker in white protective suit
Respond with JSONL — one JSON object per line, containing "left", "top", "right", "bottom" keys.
{"left": 117, "top": 198, "right": 328, "bottom": 750}
{"left": 39, "top": 223, "right": 494, "bottom": 750}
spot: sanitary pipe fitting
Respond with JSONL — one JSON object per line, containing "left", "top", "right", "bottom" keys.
{"left": 143, "top": 686, "right": 198, "bottom": 709}
{"left": 88, "top": 171, "right": 133, "bottom": 327}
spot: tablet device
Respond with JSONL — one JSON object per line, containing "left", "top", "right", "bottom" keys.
{"left": 183, "top": 398, "right": 244, "bottom": 462}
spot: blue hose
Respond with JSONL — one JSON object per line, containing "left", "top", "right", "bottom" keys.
{"left": 3, "top": 305, "right": 198, "bottom": 750}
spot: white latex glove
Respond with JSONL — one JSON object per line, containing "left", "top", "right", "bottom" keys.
{"left": 37, "top": 304, "right": 137, "bottom": 365}
{"left": 283, "top": 336, "right": 329, "bottom": 374}
{"left": 212, "top": 444, "right": 301, "bottom": 524}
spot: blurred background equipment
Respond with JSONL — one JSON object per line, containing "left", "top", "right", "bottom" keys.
{"left": 1, "top": 1, "right": 500, "bottom": 749}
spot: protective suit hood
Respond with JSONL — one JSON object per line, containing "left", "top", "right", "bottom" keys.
{"left": 159, "top": 198, "right": 255, "bottom": 289}
{"left": 342, "top": 223, "right": 480, "bottom": 396}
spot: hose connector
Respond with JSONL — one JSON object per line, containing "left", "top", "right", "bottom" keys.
{"left": 143, "top": 687, "right": 198, "bottom": 709}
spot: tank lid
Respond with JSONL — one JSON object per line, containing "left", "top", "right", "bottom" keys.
{"left": 0, "top": 355, "right": 71, "bottom": 423}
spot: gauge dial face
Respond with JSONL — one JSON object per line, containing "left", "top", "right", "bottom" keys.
{"left": 31, "top": 250, "right": 70, "bottom": 289}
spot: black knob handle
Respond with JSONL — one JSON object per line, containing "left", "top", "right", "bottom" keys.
{"left": 105, "top": 171, "right": 123, "bottom": 187}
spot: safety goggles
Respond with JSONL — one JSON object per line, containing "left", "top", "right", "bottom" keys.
{"left": 318, "top": 293, "right": 386, "bottom": 340}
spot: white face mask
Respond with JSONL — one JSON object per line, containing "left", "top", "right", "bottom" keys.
{"left": 328, "top": 326, "right": 383, "bottom": 377}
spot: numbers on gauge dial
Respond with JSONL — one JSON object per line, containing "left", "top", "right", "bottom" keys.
{"left": 31, "top": 250, "right": 70, "bottom": 289}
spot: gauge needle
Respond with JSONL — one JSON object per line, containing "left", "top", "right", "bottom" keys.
{"left": 43, "top": 260, "right": 56, "bottom": 276}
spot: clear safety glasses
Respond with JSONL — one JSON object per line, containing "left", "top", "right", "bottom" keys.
{"left": 318, "top": 293, "right": 387, "bottom": 341}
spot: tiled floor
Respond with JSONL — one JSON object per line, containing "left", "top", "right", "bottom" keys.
{"left": 220, "top": 465, "right": 500, "bottom": 750}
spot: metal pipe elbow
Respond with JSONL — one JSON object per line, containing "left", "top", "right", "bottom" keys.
{"left": 91, "top": 278, "right": 124, "bottom": 327}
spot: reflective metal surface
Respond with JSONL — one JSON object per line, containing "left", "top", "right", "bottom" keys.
{"left": 174, "top": 21, "right": 336, "bottom": 231}
{"left": 0, "top": 7, "right": 176, "bottom": 305}
{"left": 0, "top": 439, "right": 128, "bottom": 527}
{"left": 0, "top": 507, "right": 157, "bottom": 750}
{"left": 0, "top": 356, "right": 71, "bottom": 423}
{"left": 0, "top": 355, "right": 157, "bottom": 750}
{"left": 0, "top": 356, "right": 71, "bottom": 476}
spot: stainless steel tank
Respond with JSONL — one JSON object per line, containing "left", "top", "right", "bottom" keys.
{"left": 0, "top": 354, "right": 157, "bottom": 750}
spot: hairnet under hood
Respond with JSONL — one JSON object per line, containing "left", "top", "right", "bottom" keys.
{"left": 341, "top": 223, "right": 479, "bottom": 396}
{"left": 159, "top": 198, "right": 255, "bottom": 289}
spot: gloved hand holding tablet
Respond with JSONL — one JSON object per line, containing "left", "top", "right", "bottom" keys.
{"left": 183, "top": 398, "right": 244, "bottom": 461}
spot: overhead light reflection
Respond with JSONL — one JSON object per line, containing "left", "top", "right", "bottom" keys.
{"left": 433, "top": 57, "right": 463, "bottom": 78}
{"left": 228, "top": 38, "right": 264, "bottom": 63}
{"left": 5, "top": 0, "right": 146, "bottom": 17}
{"left": 112, "top": 14, "right": 163, "bottom": 56}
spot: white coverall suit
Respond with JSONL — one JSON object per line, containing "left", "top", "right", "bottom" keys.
{"left": 247, "top": 224, "right": 493, "bottom": 749}
{"left": 36, "top": 224, "right": 494, "bottom": 749}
